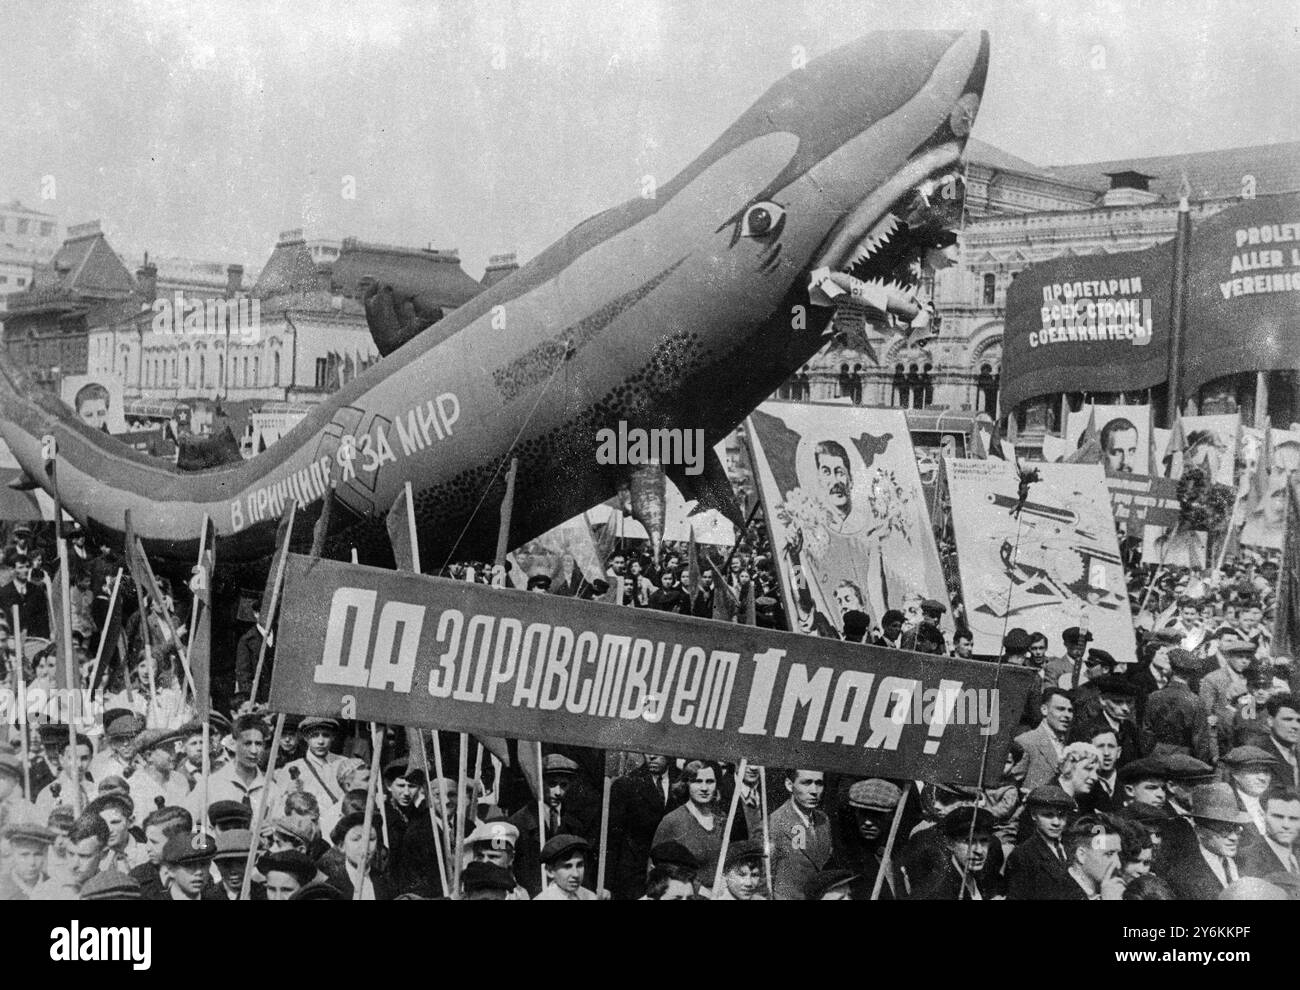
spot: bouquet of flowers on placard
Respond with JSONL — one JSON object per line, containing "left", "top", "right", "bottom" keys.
{"left": 775, "top": 487, "right": 834, "bottom": 560}
{"left": 867, "top": 467, "right": 912, "bottom": 541}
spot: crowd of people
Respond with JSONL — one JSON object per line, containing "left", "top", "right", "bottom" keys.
{"left": 1, "top": 509, "right": 1298, "bottom": 900}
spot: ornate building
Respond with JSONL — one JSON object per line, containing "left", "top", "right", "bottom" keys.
{"left": 783, "top": 138, "right": 1300, "bottom": 449}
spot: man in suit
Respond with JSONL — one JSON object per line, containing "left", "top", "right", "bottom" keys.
{"left": 1044, "top": 626, "right": 1091, "bottom": 691}
{"left": 1141, "top": 649, "right": 1216, "bottom": 764}
{"left": 1115, "top": 757, "right": 1169, "bottom": 817}
{"left": 233, "top": 595, "right": 273, "bottom": 706}
{"left": 833, "top": 778, "right": 905, "bottom": 899}
{"left": 1199, "top": 636, "right": 1255, "bottom": 750}
{"left": 508, "top": 754, "right": 597, "bottom": 898}
{"left": 1257, "top": 693, "right": 1300, "bottom": 788}
{"left": 1015, "top": 687, "right": 1074, "bottom": 793}
{"left": 0, "top": 553, "right": 49, "bottom": 639}
{"left": 1237, "top": 786, "right": 1300, "bottom": 880}
{"left": 768, "top": 769, "right": 832, "bottom": 900}
{"left": 907, "top": 807, "right": 1004, "bottom": 900}
{"left": 1154, "top": 755, "right": 1215, "bottom": 873}
{"left": 1071, "top": 675, "right": 1142, "bottom": 768}
{"left": 607, "top": 753, "right": 678, "bottom": 900}
{"left": 1221, "top": 745, "right": 1277, "bottom": 840}
{"left": 1060, "top": 814, "right": 1126, "bottom": 900}
{"left": 1006, "top": 785, "right": 1078, "bottom": 899}
{"left": 1078, "top": 725, "right": 1120, "bottom": 812}
{"left": 1167, "top": 783, "right": 1253, "bottom": 899}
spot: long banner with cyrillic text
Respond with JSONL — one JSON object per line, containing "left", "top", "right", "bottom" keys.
{"left": 271, "top": 554, "right": 1035, "bottom": 783}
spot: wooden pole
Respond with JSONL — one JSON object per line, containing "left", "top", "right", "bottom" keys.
{"left": 536, "top": 740, "right": 547, "bottom": 893}
{"left": 240, "top": 711, "right": 286, "bottom": 900}
{"left": 248, "top": 527, "right": 294, "bottom": 704}
{"left": 869, "top": 785, "right": 910, "bottom": 901}
{"left": 415, "top": 729, "right": 450, "bottom": 898}
{"left": 54, "top": 535, "right": 80, "bottom": 816}
{"left": 759, "top": 768, "right": 773, "bottom": 899}
{"left": 710, "top": 758, "right": 748, "bottom": 898}
{"left": 353, "top": 723, "right": 385, "bottom": 900}
{"left": 595, "top": 769, "right": 613, "bottom": 898}
{"left": 11, "top": 606, "right": 31, "bottom": 801}
{"left": 85, "top": 570, "right": 122, "bottom": 703}
{"left": 454, "top": 731, "right": 469, "bottom": 894}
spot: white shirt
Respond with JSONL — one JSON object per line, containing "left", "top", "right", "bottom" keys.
{"left": 185, "top": 761, "right": 276, "bottom": 819}
{"left": 129, "top": 769, "right": 191, "bottom": 823}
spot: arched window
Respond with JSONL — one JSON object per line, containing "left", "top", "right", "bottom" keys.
{"left": 921, "top": 363, "right": 934, "bottom": 408}
{"left": 218, "top": 356, "right": 224, "bottom": 388}
{"left": 891, "top": 363, "right": 908, "bottom": 407}
{"left": 184, "top": 356, "right": 190, "bottom": 386}
{"left": 777, "top": 371, "right": 809, "bottom": 402}
{"left": 252, "top": 356, "right": 259, "bottom": 386}
{"left": 273, "top": 351, "right": 281, "bottom": 386}
{"left": 982, "top": 273, "right": 996, "bottom": 305}
{"left": 198, "top": 354, "right": 205, "bottom": 388}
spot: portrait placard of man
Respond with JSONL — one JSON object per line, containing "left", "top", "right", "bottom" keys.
{"left": 1099, "top": 417, "right": 1139, "bottom": 475}
{"left": 1241, "top": 438, "right": 1300, "bottom": 550}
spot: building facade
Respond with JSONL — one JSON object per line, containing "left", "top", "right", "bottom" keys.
{"left": 0, "top": 200, "right": 60, "bottom": 301}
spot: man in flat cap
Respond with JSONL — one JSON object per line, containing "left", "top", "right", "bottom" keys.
{"left": 1167, "top": 783, "right": 1253, "bottom": 899}
{"left": 1058, "top": 646, "right": 1118, "bottom": 696}
{"left": 87, "top": 792, "right": 144, "bottom": 873}
{"left": 1070, "top": 674, "right": 1141, "bottom": 769}
{"left": 714, "top": 839, "right": 767, "bottom": 900}
{"left": 0, "top": 822, "right": 55, "bottom": 900}
{"left": 608, "top": 753, "right": 678, "bottom": 900}
{"left": 32, "top": 731, "right": 94, "bottom": 821}
{"left": 466, "top": 819, "right": 529, "bottom": 900}
{"left": 1141, "top": 649, "right": 1216, "bottom": 765}
{"left": 127, "top": 727, "right": 191, "bottom": 823}
{"left": 1221, "top": 746, "right": 1277, "bottom": 839}
{"left": 1045, "top": 626, "right": 1092, "bottom": 690}
{"left": 158, "top": 832, "right": 217, "bottom": 901}
{"left": 643, "top": 840, "right": 701, "bottom": 898}
{"left": 533, "top": 834, "right": 601, "bottom": 900}
{"left": 461, "top": 860, "right": 516, "bottom": 901}
{"left": 509, "top": 753, "right": 594, "bottom": 899}
{"left": 275, "top": 716, "right": 345, "bottom": 816}
{"left": 833, "top": 778, "right": 904, "bottom": 899}
{"left": 1114, "top": 757, "right": 1169, "bottom": 819}
{"left": 0, "top": 750, "right": 35, "bottom": 832}
{"left": 260, "top": 849, "right": 320, "bottom": 901}
{"left": 768, "top": 768, "right": 830, "bottom": 900}
{"left": 1016, "top": 687, "right": 1075, "bottom": 793}
{"left": 206, "top": 829, "right": 263, "bottom": 900}
{"left": 89, "top": 712, "right": 145, "bottom": 785}
{"left": 907, "top": 807, "right": 1002, "bottom": 900}
{"left": 1006, "top": 786, "right": 1078, "bottom": 899}
{"left": 1201, "top": 636, "right": 1257, "bottom": 746}
{"left": 900, "top": 599, "right": 947, "bottom": 656}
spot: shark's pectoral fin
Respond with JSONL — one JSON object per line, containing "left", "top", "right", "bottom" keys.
{"left": 665, "top": 449, "right": 745, "bottom": 533}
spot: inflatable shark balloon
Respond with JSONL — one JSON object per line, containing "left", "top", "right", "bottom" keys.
{"left": 0, "top": 30, "right": 988, "bottom": 567}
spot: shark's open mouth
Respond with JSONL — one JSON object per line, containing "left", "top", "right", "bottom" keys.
{"left": 809, "top": 141, "right": 970, "bottom": 329}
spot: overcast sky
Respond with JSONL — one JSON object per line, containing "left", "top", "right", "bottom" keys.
{"left": 3, "top": 0, "right": 1297, "bottom": 278}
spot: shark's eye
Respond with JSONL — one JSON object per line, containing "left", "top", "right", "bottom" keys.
{"left": 740, "top": 202, "right": 785, "bottom": 238}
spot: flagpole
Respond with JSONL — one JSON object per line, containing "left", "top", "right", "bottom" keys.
{"left": 1165, "top": 183, "right": 1192, "bottom": 426}
{"left": 353, "top": 722, "right": 385, "bottom": 900}
{"left": 249, "top": 510, "right": 296, "bottom": 704}
{"left": 758, "top": 767, "right": 773, "bottom": 900}
{"left": 239, "top": 711, "right": 286, "bottom": 900}
{"left": 11, "top": 606, "right": 31, "bottom": 802}
{"left": 85, "top": 569, "right": 123, "bottom": 704}
{"left": 454, "top": 731, "right": 469, "bottom": 895}
{"left": 869, "top": 785, "right": 909, "bottom": 901}
{"left": 535, "top": 740, "right": 547, "bottom": 893}
{"left": 184, "top": 519, "right": 212, "bottom": 707}
{"left": 415, "top": 729, "right": 451, "bottom": 898}
{"left": 710, "top": 758, "right": 748, "bottom": 898}
{"left": 595, "top": 766, "right": 612, "bottom": 898}
{"left": 45, "top": 445, "right": 81, "bottom": 813}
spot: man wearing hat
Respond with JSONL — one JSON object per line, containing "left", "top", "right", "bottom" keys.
{"left": 127, "top": 727, "right": 190, "bottom": 823}
{"left": 466, "top": 818, "right": 529, "bottom": 900}
{"left": 1140, "top": 649, "right": 1216, "bottom": 765}
{"left": 0, "top": 750, "right": 35, "bottom": 832}
{"left": 79, "top": 871, "right": 142, "bottom": 900}
{"left": 1058, "top": 646, "right": 1117, "bottom": 694}
{"left": 259, "top": 849, "right": 320, "bottom": 900}
{"left": 1015, "top": 687, "right": 1075, "bottom": 793}
{"left": 1114, "top": 757, "right": 1169, "bottom": 818}
{"left": 379, "top": 757, "right": 418, "bottom": 856}
{"left": 1222, "top": 746, "right": 1277, "bottom": 839}
{"left": 645, "top": 840, "right": 701, "bottom": 896}
{"left": 1062, "top": 815, "right": 1126, "bottom": 900}
{"left": 900, "top": 599, "right": 947, "bottom": 655}
{"left": 461, "top": 860, "right": 517, "bottom": 901}
{"left": 0, "top": 552, "right": 50, "bottom": 639}
{"left": 156, "top": 832, "right": 217, "bottom": 901}
{"left": 1006, "top": 785, "right": 1078, "bottom": 899}
{"left": 1200, "top": 636, "right": 1257, "bottom": 743}
{"left": 89, "top": 712, "right": 145, "bottom": 785}
{"left": 32, "top": 731, "right": 94, "bottom": 821}
{"left": 508, "top": 752, "right": 594, "bottom": 899}
{"left": 1045, "top": 627, "right": 1092, "bottom": 689}
{"left": 1150, "top": 755, "right": 1215, "bottom": 872}
{"left": 86, "top": 792, "right": 144, "bottom": 873}
{"left": 206, "top": 829, "right": 262, "bottom": 900}
{"left": 274, "top": 716, "right": 345, "bottom": 814}
{"left": 833, "top": 778, "right": 904, "bottom": 899}
{"left": 714, "top": 838, "right": 767, "bottom": 900}
{"left": 608, "top": 753, "right": 679, "bottom": 900}
{"left": 0, "top": 822, "right": 55, "bottom": 900}
{"left": 533, "top": 834, "right": 600, "bottom": 900}
{"left": 768, "top": 769, "right": 831, "bottom": 900}
{"left": 1167, "top": 782, "right": 1253, "bottom": 899}
{"left": 233, "top": 593, "right": 274, "bottom": 706}
{"left": 907, "top": 807, "right": 1002, "bottom": 900}
{"left": 1070, "top": 674, "right": 1141, "bottom": 768}
{"left": 32, "top": 811, "right": 108, "bottom": 899}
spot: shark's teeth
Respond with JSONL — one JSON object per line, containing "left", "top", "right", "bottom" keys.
{"left": 843, "top": 212, "right": 901, "bottom": 271}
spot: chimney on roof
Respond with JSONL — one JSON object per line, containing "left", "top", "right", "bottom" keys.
{"left": 483, "top": 252, "right": 520, "bottom": 286}
{"left": 1101, "top": 171, "right": 1159, "bottom": 207}
{"left": 278, "top": 228, "right": 305, "bottom": 246}
{"left": 136, "top": 256, "right": 158, "bottom": 304}
{"left": 226, "top": 264, "right": 244, "bottom": 298}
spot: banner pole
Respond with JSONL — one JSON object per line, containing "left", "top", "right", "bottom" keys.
{"left": 596, "top": 769, "right": 612, "bottom": 898}
{"left": 249, "top": 523, "right": 294, "bottom": 704}
{"left": 353, "top": 722, "right": 385, "bottom": 900}
{"left": 11, "top": 606, "right": 31, "bottom": 801}
{"left": 415, "top": 729, "right": 451, "bottom": 898}
{"left": 536, "top": 740, "right": 547, "bottom": 893}
{"left": 759, "top": 767, "right": 773, "bottom": 899}
{"left": 454, "top": 731, "right": 469, "bottom": 895}
{"left": 240, "top": 711, "right": 286, "bottom": 900}
{"left": 711, "top": 757, "right": 748, "bottom": 898}
{"left": 85, "top": 569, "right": 122, "bottom": 705}
{"left": 55, "top": 534, "right": 81, "bottom": 816}
{"left": 869, "top": 784, "right": 909, "bottom": 900}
